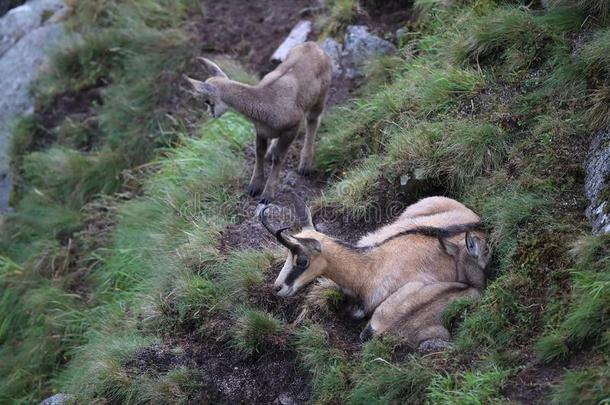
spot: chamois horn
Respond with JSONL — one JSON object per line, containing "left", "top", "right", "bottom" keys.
{"left": 259, "top": 205, "right": 299, "bottom": 251}
{"left": 292, "top": 193, "right": 314, "bottom": 230}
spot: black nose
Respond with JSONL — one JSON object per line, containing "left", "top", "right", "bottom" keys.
{"left": 274, "top": 285, "right": 282, "bottom": 293}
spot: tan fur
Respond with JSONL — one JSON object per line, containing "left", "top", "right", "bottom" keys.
{"left": 369, "top": 281, "right": 480, "bottom": 347}
{"left": 271, "top": 196, "right": 489, "bottom": 346}
{"left": 187, "top": 42, "right": 332, "bottom": 202}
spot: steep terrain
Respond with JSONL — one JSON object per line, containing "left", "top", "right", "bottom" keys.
{"left": 1, "top": 0, "right": 609, "bottom": 404}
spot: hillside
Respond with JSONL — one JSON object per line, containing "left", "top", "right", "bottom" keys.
{"left": 0, "top": 0, "right": 609, "bottom": 404}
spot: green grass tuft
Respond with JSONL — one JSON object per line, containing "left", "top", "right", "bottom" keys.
{"left": 427, "top": 367, "right": 510, "bottom": 404}
{"left": 552, "top": 365, "right": 610, "bottom": 405}
{"left": 233, "top": 308, "right": 284, "bottom": 356}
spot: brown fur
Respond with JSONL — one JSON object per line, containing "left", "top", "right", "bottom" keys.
{"left": 270, "top": 196, "right": 489, "bottom": 347}
{"left": 186, "top": 42, "right": 332, "bottom": 202}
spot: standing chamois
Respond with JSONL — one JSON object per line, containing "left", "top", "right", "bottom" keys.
{"left": 259, "top": 196, "right": 491, "bottom": 348}
{"left": 186, "top": 42, "right": 332, "bottom": 203}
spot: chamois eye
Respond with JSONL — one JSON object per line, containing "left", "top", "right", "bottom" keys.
{"left": 296, "top": 256, "right": 310, "bottom": 268}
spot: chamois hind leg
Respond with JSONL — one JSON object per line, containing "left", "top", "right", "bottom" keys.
{"left": 248, "top": 135, "right": 267, "bottom": 197}
{"left": 362, "top": 282, "right": 479, "bottom": 347}
{"left": 259, "top": 127, "right": 298, "bottom": 203}
{"left": 360, "top": 281, "right": 425, "bottom": 341}
{"left": 298, "top": 109, "right": 322, "bottom": 176}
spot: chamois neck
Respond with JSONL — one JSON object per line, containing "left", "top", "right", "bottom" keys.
{"left": 321, "top": 238, "right": 375, "bottom": 298}
{"left": 215, "top": 79, "right": 272, "bottom": 123}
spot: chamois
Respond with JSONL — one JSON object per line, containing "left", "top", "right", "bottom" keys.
{"left": 185, "top": 42, "right": 332, "bottom": 203}
{"left": 360, "top": 232, "right": 492, "bottom": 346}
{"left": 259, "top": 196, "right": 489, "bottom": 346}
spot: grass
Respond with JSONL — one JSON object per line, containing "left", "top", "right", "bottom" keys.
{"left": 426, "top": 367, "right": 510, "bottom": 404}
{"left": 2, "top": 0, "right": 610, "bottom": 403}
{"left": 232, "top": 308, "right": 285, "bottom": 356}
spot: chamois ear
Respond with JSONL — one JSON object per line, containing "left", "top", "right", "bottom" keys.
{"left": 183, "top": 75, "right": 207, "bottom": 93}
{"left": 465, "top": 232, "right": 481, "bottom": 258}
{"left": 295, "top": 237, "right": 322, "bottom": 255}
{"left": 438, "top": 237, "right": 460, "bottom": 258}
{"left": 197, "top": 57, "right": 228, "bottom": 79}
{"left": 292, "top": 193, "right": 314, "bottom": 230}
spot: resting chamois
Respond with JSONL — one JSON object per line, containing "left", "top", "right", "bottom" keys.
{"left": 259, "top": 196, "right": 490, "bottom": 348}
{"left": 186, "top": 42, "right": 332, "bottom": 203}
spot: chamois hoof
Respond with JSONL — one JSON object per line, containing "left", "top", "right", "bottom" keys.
{"left": 359, "top": 324, "right": 374, "bottom": 342}
{"left": 247, "top": 184, "right": 262, "bottom": 197}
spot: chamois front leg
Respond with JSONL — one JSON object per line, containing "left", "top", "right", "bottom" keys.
{"left": 259, "top": 128, "right": 298, "bottom": 204}
{"left": 248, "top": 135, "right": 267, "bottom": 197}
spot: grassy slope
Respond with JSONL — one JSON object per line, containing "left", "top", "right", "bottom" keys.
{"left": 1, "top": 0, "right": 610, "bottom": 403}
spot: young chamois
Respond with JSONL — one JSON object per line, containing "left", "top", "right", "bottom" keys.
{"left": 259, "top": 196, "right": 490, "bottom": 347}
{"left": 361, "top": 232, "right": 492, "bottom": 346}
{"left": 185, "top": 42, "right": 332, "bottom": 203}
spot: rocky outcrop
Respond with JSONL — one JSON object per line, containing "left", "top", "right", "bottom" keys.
{"left": 585, "top": 129, "right": 610, "bottom": 234}
{"left": 0, "top": 0, "right": 69, "bottom": 212}
{"left": 321, "top": 25, "right": 396, "bottom": 79}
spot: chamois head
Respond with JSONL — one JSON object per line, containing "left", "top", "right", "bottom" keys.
{"left": 259, "top": 198, "right": 328, "bottom": 297}
{"left": 184, "top": 57, "right": 229, "bottom": 118}
{"left": 439, "top": 232, "right": 491, "bottom": 289}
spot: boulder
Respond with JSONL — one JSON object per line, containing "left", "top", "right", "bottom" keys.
{"left": 0, "top": 0, "right": 69, "bottom": 212}
{"left": 319, "top": 37, "right": 342, "bottom": 75}
{"left": 319, "top": 26, "right": 396, "bottom": 80}
{"left": 342, "top": 25, "right": 395, "bottom": 78}
{"left": 585, "top": 129, "right": 610, "bottom": 234}
{"left": 270, "top": 20, "right": 312, "bottom": 64}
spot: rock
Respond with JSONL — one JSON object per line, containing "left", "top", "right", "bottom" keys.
{"left": 273, "top": 392, "right": 296, "bottom": 405}
{"left": 585, "top": 129, "right": 610, "bottom": 234}
{"left": 39, "top": 393, "right": 74, "bottom": 405}
{"left": 417, "top": 338, "right": 452, "bottom": 353}
{"left": 342, "top": 25, "right": 395, "bottom": 78}
{"left": 0, "top": 0, "right": 66, "bottom": 56}
{"left": 270, "top": 20, "right": 312, "bottom": 64}
{"left": 0, "top": 0, "right": 69, "bottom": 213}
{"left": 320, "top": 37, "right": 342, "bottom": 75}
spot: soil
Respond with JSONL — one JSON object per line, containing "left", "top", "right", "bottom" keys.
{"left": 126, "top": 335, "right": 312, "bottom": 405}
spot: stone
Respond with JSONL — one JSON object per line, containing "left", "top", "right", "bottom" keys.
{"left": 585, "top": 129, "right": 610, "bottom": 234}
{"left": 320, "top": 37, "right": 342, "bottom": 75}
{"left": 342, "top": 25, "right": 395, "bottom": 78}
{"left": 39, "top": 393, "right": 74, "bottom": 405}
{"left": 271, "top": 20, "right": 312, "bottom": 64}
{"left": 0, "top": 0, "right": 69, "bottom": 212}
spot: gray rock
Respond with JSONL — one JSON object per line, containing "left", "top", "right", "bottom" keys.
{"left": 320, "top": 37, "right": 342, "bottom": 75}
{"left": 417, "top": 338, "right": 452, "bottom": 353}
{"left": 271, "top": 20, "right": 312, "bottom": 64}
{"left": 585, "top": 129, "right": 610, "bottom": 234}
{"left": 0, "top": 0, "right": 68, "bottom": 212}
{"left": 39, "top": 393, "right": 74, "bottom": 405}
{"left": 0, "top": 0, "right": 66, "bottom": 56}
{"left": 342, "top": 25, "right": 395, "bottom": 78}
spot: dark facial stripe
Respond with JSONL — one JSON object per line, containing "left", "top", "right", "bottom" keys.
{"left": 285, "top": 261, "right": 309, "bottom": 286}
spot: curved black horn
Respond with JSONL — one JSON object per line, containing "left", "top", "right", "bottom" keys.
{"left": 292, "top": 193, "right": 314, "bottom": 229}
{"left": 259, "top": 205, "right": 298, "bottom": 250}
